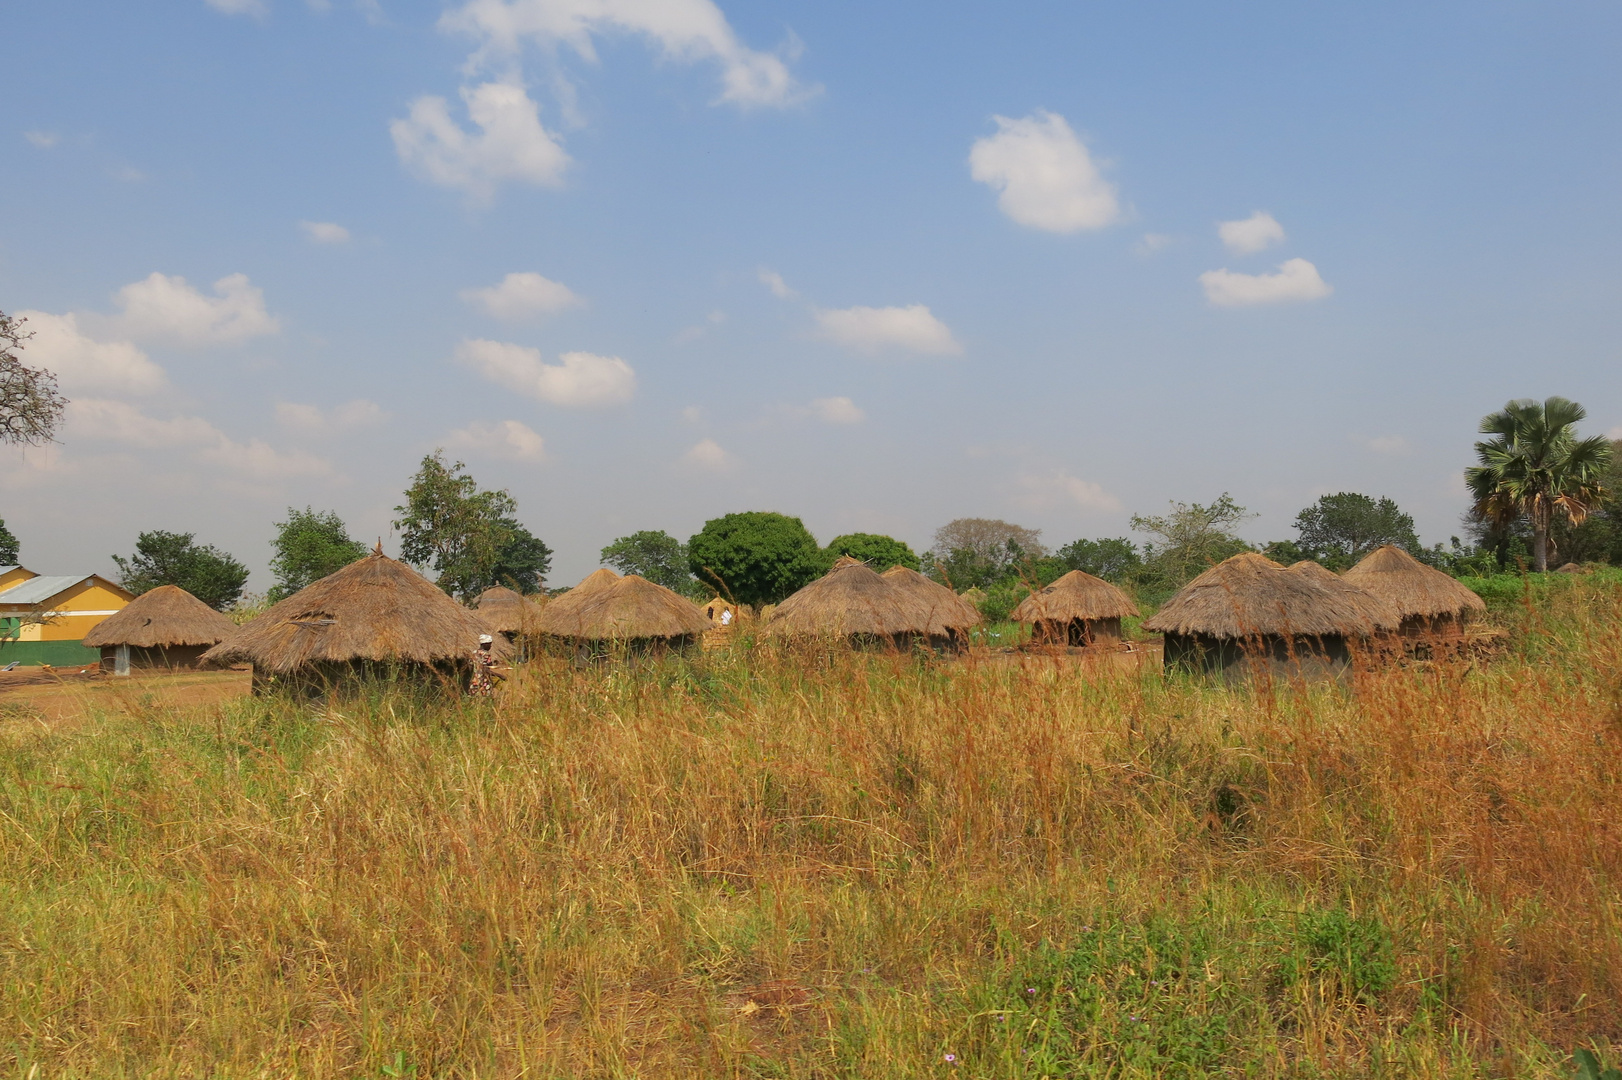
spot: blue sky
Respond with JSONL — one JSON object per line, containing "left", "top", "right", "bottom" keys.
{"left": 4, "top": 0, "right": 1620, "bottom": 589}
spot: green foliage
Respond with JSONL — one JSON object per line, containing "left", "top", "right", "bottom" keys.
{"left": 687, "top": 512, "right": 824, "bottom": 607}
{"left": 824, "top": 532, "right": 920, "bottom": 572}
{"left": 268, "top": 508, "right": 367, "bottom": 601}
{"left": 112, "top": 530, "right": 249, "bottom": 610}
{"left": 1292, "top": 492, "right": 1421, "bottom": 569}
{"left": 1261, "top": 539, "right": 1307, "bottom": 565}
{"left": 1281, "top": 907, "right": 1396, "bottom": 1005}
{"left": 1466, "top": 396, "right": 1613, "bottom": 571}
{"left": 0, "top": 516, "right": 17, "bottom": 564}
{"left": 1575, "top": 1048, "right": 1622, "bottom": 1080}
{"left": 1054, "top": 536, "right": 1141, "bottom": 581}
{"left": 923, "top": 518, "right": 1044, "bottom": 589}
{"left": 393, "top": 452, "right": 550, "bottom": 599}
{"left": 601, "top": 530, "right": 695, "bottom": 594}
{"left": 1131, "top": 494, "right": 1254, "bottom": 590}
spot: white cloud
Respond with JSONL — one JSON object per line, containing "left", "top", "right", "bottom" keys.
{"left": 460, "top": 271, "right": 583, "bottom": 320}
{"left": 681, "top": 405, "right": 704, "bottom": 423}
{"left": 968, "top": 110, "right": 1119, "bottom": 233}
{"left": 299, "top": 220, "right": 351, "bottom": 244}
{"left": 14, "top": 311, "right": 166, "bottom": 394}
{"left": 682, "top": 437, "right": 734, "bottom": 471}
{"left": 1217, "top": 211, "right": 1286, "bottom": 255}
{"left": 24, "top": 131, "right": 59, "bottom": 149}
{"left": 446, "top": 419, "right": 549, "bottom": 461}
{"left": 808, "top": 396, "right": 864, "bottom": 425}
{"left": 1199, "top": 258, "right": 1333, "bottom": 307}
{"left": 70, "top": 398, "right": 329, "bottom": 480}
{"left": 441, "top": 0, "right": 816, "bottom": 108}
{"left": 206, "top": 0, "right": 268, "bottom": 14}
{"left": 275, "top": 399, "right": 385, "bottom": 432}
{"left": 815, "top": 304, "right": 961, "bottom": 356}
{"left": 391, "top": 82, "right": 570, "bottom": 199}
{"left": 113, "top": 271, "right": 280, "bottom": 345}
{"left": 1136, "top": 233, "right": 1174, "bottom": 255}
{"left": 456, "top": 339, "right": 636, "bottom": 406}
{"left": 1016, "top": 469, "right": 1123, "bottom": 513}
{"left": 758, "top": 268, "right": 796, "bottom": 299}
{"left": 1368, "top": 435, "right": 1410, "bottom": 456}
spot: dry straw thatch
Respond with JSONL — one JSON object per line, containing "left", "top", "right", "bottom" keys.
{"left": 534, "top": 568, "right": 620, "bottom": 636}
{"left": 767, "top": 559, "right": 938, "bottom": 640}
{"left": 83, "top": 585, "right": 237, "bottom": 649}
{"left": 1288, "top": 560, "right": 1404, "bottom": 629}
{"left": 1143, "top": 552, "right": 1399, "bottom": 639}
{"left": 880, "top": 566, "right": 983, "bottom": 635}
{"left": 473, "top": 586, "right": 545, "bottom": 635}
{"left": 1343, "top": 545, "right": 1487, "bottom": 623}
{"left": 538, "top": 575, "right": 712, "bottom": 641}
{"left": 1011, "top": 570, "right": 1139, "bottom": 624}
{"left": 202, "top": 549, "right": 505, "bottom": 674}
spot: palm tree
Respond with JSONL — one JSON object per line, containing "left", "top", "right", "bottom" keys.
{"left": 1465, "top": 397, "right": 1612, "bottom": 572}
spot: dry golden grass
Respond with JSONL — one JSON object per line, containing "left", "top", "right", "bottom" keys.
{"left": 2, "top": 577, "right": 1621, "bottom": 1077}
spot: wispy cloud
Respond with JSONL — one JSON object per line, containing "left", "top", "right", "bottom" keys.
{"left": 1217, "top": 211, "right": 1285, "bottom": 255}
{"left": 969, "top": 110, "right": 1119, "bottom": 233}
{"left": 1199, "top": 258, "right": 1332, "bottom": 307}
{"left": 461, "top": 271, "right": 583, "bottom": 320}
{"left": 815, "top": 304, "right": 961, "bottom": 356}
{"left": 299, "top": 220, "right": 351, "bottom": 244}
{"left": 456, "top": 339, "right": 636, "bottom": 406}
{"left": 391, "top": 82, "right": 570, "bottom": 200}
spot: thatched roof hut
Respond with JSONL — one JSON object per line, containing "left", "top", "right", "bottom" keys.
{"left": 202, "top": 548, "right": 505, "bottom": 689}
{"left": 83, "top": 584, "right": 237, "bottom": 673}
{"left": 534, "top": 568, "right": 619, "bottom": 633}
{"left": 474, "top": 586, "right": 545, "bottom": 635}
{"left": 880, "top": 566, "right": 982, "bottom": 639}
{"left": 766, "top": 559, "right": 938, "bottom": 644}
{"left": 1143, "top": 552, "right": 1399, "bottom": 678}
{"left": 1011, "top": 570, "right": 1138, "bottom": 645}
{"left": 1342, "top": 545, "right": 1486, "bottom": 634}
{"left": 539, "top": 575, "right": 712, "bottom": 643}
{"left": 1288, "top": 561, "right": 1403, "bottom": 629}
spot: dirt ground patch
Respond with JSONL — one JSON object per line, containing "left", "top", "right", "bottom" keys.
{"left": 0, "top": 669, "right": 251, "bottom": 730}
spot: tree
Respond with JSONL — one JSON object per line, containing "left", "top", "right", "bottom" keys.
{"left": 1130, "top": 494, "right": 1254, "bottom": 588}
{"left": 824, "top": 532, "right": 921, "bottom": 572}
{"left": 1292, "top": 493, "right": 1421, "bottom": 570}
{"left": 923, "top": 518, "right": 1045, "bottom": 588}
{"left": 490, "top": 519, "right": 553, "bottom": 594}
{"left": 393, "top": 452, "right": 544, "bottom": 600}
{"left": 1465, "top": 397, "right": 1613, "bottom": 572}
{"left": 0, "top": 310, "right": 67, "bottom": 446}
{"left": 0, "top": 517, "right": 17, "bottom": 565}
{"left": 1054, "top": 537, "right": 1141, "bottom": 581}
{"left": 601, "top": 530, "right": 694, "bottom": 593}
{"left": 687, "top": 512, "right": 824, "bottom": 607}
{"left": 112, "top": 530, "right": 249, "bottom": 610}
{"left": 268, "top": 508, "right": 368, "bottom": 600}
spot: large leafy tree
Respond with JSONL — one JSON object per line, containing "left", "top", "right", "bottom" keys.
{"left": 1130, "top": 494, "right": 1253, "bottom": 588}
{"left": 0, "top": 517, "right": 17, "bottom": 564}
{"left": 1, "top": 310, "right": 67, "bottom": 447}
{"left": 923, "top": 518, "right": 1045, "bottom": 588}
{"left": 687, "top": 512, "right": 824, "bottom": 607}
{"left": 824, "top": 532, "right": 921, "bottom": 572}
{"left": 112, "top": 531, "right": 250, "bottom": 610}
{"left": 393, "top": 452, "right": 551, "bottom": 599}
{"left": 1465, "top": 397, "right": 1612, "bottom": 572}
{"left": 1292, "top": 493, "right": 1421, "bottom": 570}
{"left": 268, "top": 508, "right": 368, "bottom": 600}
{"left": 601, "top": 530, "right": 694, "bottom": 594}
{"left": 1054, "top": 537, "right": 1141, "bottom": 581}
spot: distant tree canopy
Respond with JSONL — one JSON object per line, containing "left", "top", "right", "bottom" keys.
{"left": 601, "top": 530, "right": 695, "bottom": 594}
{"left": 112, "top": 530, "right": 249, "bottom": 611}
{"left": 1130, "top": 494, "right": 1254, "bottom": 590}
{"left": 268, "top": 508, "right": 368, "bottom": 601}
{"left": 0, "top": 310, "right": 66, "bottom": 447}
{"left": 1292, "top": 493, "right": 1421, "bottom": 570}
{"left": 688, "top": 512, "right": 824, "bottom": 607}
{"left": 0, "top": 517, "right": 17, "bottom": 565}
{"left": 1053, "top": 537, "right": 1141, "bottom": 581}
{"left": 824, "top": 532, "right": 920, "bottom": 572}
{"left": 393, "top": 452, "right": 551, "bottom": 599}
{"left": 924, "top": 518, "right": 1045, "bottom": 589}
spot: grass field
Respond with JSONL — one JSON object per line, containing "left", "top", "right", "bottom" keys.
{"left": 2, "top": 574, "right": 1621, "bottom": 1077}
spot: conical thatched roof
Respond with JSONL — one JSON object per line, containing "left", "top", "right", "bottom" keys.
{"left": 538, "top": 574, "right": 711, "bottom": 640}
{"left": 881, "top": 565, "right": 983, "bottom": 633}
{"left": 534, "top": 568, "right": 621, "bottom": 636}
{"left": 1142, "top": 552, "right": 1399, "bottom": 639}
{"left": 767, "top": 561, "right": 935, "bottom": 638}
{"left": 82, "top": 584, "right": 237, "bottom": 649}
{"left": 474, "top": 586, "right": 545, "bottom": 634}
{"left": 1288, "top": 561, "right": 1403, "bottom": 628}
{"left": 201, "top": 549, "right": 505, "bottom": 673}
{"left": 1342, "top": 545, "right": 1487, "bottom": 621}
{"left": 1011, "top": 569, "right": 1139, "bottom": 625}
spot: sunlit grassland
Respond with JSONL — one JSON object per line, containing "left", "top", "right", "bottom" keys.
{"left": 2, "top": 577, "right": 1621, "bottom": 1077}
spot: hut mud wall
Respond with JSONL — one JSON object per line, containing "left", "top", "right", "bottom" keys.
{"left": 1162, "top": 632, "right": 1356, "bottom": 682}
{"left": 1030, "top": 616, "right": 1123, "bottom": 647}
{"left": 100, "top": 644, "right": 212, "bottom": 674}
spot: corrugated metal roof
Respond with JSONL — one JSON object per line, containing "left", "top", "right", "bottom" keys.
{"left": 0, "top": 576, "right": 93, "bottom": 606}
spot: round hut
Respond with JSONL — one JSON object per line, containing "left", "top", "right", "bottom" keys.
{"left": 474, "top": 585, "right": 546, "bottom": 658}
{"left": 1142, "top": 552, "right": 1399, "bottom": 679}
{"left": 538, "top": 574, "right": 712, "bottom": 657}
{"left": 1010, "top": 569, "right": 1139, "bottom": 646}
{"left": 1342, "top": 545, "right": 1486, "bottom": 638}
{"left": 535, "top": 568, "right": 620, "bottom": 634}
{"left": 1289, "top": 560, "right": 1403, "bottom": 627}
{"left": 766, "top": 558, "right": 935, "bottom": 648}
{"left": 82, "top": 584, "right": 237, "bottom": 674}
{"left": 880, "top": 565, "right": 982, "bottom": 646}
{"left": 201, "top": 547, "right": 506, "bottom": 695}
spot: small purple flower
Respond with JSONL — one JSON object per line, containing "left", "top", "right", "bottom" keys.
{"left": 1026, "top": 987, "right": 1037, "bottom": 995}
{"left": 944, "top": 1053, "right": 956, "bottom": 1064}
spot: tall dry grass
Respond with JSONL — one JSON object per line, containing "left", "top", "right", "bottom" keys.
{"left": 2, "top": 578, "right": 1621, "bottom": 1077}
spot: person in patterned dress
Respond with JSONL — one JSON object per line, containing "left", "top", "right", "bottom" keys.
{"left": 469, "top": 634, "right": 504, "bottom": 696}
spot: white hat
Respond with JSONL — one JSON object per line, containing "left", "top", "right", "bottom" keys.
{"left": 478, "top": 634, "right": 494, "bottom": 644}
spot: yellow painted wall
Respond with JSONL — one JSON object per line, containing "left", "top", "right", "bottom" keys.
{"left": 0, "top": 567, "right": 37, "bottom": 593}
{"left": 0, "top": 576, "right": 133, "bottom": 641}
